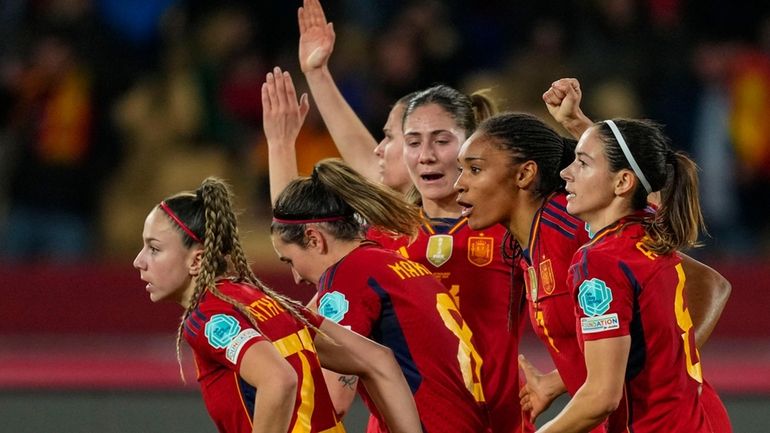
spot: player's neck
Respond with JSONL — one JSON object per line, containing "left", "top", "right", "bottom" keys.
{"left": 507, "top": 195, "right": 545, "bottom": 247}
{"left": 421, "top": 195, "right": 462, "bottom": 219}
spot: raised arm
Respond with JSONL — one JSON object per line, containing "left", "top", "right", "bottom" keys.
{"left": 262, "top": 67, "right": 309, "bottom": 204}
{"left": 679, "top": 253, "right": 731, "bottom": 348}
{"left": 543, "top": 78, "right": 593, "bottom": 139}
{"left": 239, "top": 341, "right": 299, "bottom": 433}
{"left": 314, "top": 319, "right": 423, "bottom": 433}
{"left": 298, "top": 0, "right": 380, "bottom": 180}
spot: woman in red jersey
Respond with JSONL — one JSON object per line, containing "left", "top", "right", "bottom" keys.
{"left": 270, "top": 159, "right": 490, "bottom": 433}
{"left": 545, "top": 118, "right": 724, "bottom": 432}
{"left": 454, "top": 109, "right": 731, "bottom": 432}
{"left": 265, "top": 21, "right": 531, "bottom": 427}
{"left": 133, "top": 177, "right": 422, "bottom": 433}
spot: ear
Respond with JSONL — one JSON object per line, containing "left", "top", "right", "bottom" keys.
{"left": 614, "top": 169, "right": 636, "bottom": 197}
{"left": 515, "top": 160, "right": 539, "bottom": 190}
{"left": 188, "top": 247, "right": 204, "bottom": 276}
{"left": 304, "top": 226, "right": 328, "bottom": 254}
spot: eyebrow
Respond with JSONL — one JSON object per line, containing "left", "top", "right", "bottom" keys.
{"left": 404, "top": 129, "right": 453, "bottom": 136}
{"left": 576, "top": 151, "right": 594, "bottom": 160}
{"left": 460, "top": 155, "right": 485, "bottom": 162}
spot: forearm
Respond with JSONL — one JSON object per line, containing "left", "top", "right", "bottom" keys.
{"left": 303, "top": 68, "right": 380, "bottom": 180}
{"left": 560, "top": 110, "right": 593, "bottom": 140}
{"left": 268, "top": 143, "right": 299, "bottom": 205}
{"left": 536, "top": 386, "right": 613, "bottom": 433}
{"left": 679, "top": 254, "right": 731, "bottom": 348}
{"left": 358, "top": 355, "right": 423, "bottom": 433}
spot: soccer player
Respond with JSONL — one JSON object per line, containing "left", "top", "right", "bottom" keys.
{"left": 455, "top": 111, "right": 731, "bottom": 432}
{"left": 133, "top": 177, "right": 423, "bottom": 433}
{"left": 266, "top": 21, "right": 531, "bottom": 428}
{"left": 271, "top": 159, "right": 490, "bottom": 433}
{"left": 546, "top": 118, "right": 723, "bottom": 432}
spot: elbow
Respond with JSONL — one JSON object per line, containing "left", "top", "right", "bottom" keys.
{"left": 364, "top": 345, "right": 399, "bottom": 379}
{"left": 717, "top": 277, "right": 732, "bottom": 303}
{"left": 272, "top": 366, "right": 299, "bottom": 398}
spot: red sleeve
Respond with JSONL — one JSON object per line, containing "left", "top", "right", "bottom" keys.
{"left": 315, "top": 268, "right": 381, "bottom": 337}
{"left": 185, "top": 308, "right": 267, "bottom": 370}
{"left": 576, "top": 250, "right": 634, "bottom": 341}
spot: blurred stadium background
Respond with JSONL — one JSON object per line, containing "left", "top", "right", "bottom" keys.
{"left": 1, "top": 0, "right": 769, "bottom": 431}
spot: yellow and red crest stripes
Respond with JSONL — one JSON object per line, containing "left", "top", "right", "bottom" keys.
{"left": 539, "top": 258, "right": 556, "bottom": 295}
{"left": 467, "top": 236, "right": 494, "bottom": 267}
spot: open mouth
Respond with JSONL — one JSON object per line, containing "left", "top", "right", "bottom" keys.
{"left": 420, "top": 173, "right": 444, "bottom": 182}
{"left": 457, "top": 199, "right": 473, "bottom": 217}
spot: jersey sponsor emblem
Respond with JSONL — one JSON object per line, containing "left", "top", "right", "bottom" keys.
{"left": 225, "top": 328, "right": 261, "bottom": 364}
{"left": 467, "top": 236, "right": 493, "bottom": 267}
{"left": 580, "top": 313, "right": 620, "bottom": 333}
{"left": 204, "top": 314, "right": 241, "bottom": 349}
{"left": 426, "top": 234, "right": 453, "bottom": 267}
{"left": 318, "top": 291, "right": 350, "bottom": 323}
{"left": 540, "top": 259, "right": 556, "bottom": 295}
{"left": 578, "top": 278, "right": 613, "bottom": 316}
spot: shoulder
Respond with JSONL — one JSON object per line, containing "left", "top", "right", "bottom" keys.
{"left": 541, "top": 194, "right": 585, "bottom": 241}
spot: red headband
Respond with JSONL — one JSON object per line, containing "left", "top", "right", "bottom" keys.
{"left": 272, "top": 215, "right": 347, "bottom": 225}
{"left": 159, "top": 201, "right": 202, "bottom": 243}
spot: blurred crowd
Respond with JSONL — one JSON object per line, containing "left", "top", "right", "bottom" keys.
{"left": 1, "top": 0, "right": 769, "bottom": 262}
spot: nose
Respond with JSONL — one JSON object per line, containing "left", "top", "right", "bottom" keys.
{"left": 374, "top": 139, "right": 385, "bottom": 157}
{"left": 291, "top": 268, "right": 303, "bottom": 285}
{"left": 560, "top": 163, "right": 573, "bottom": 182}
{"left": 454, "top": 170, "right": 466, "bottom": 193}
{"left": 133, "top": 249, "right": 146, "bottom": 270}
{"left": 417, "top": 141, "right": 435, "bottom": 164}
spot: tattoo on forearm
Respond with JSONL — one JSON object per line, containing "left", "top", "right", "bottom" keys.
{"left": 338, "top": 375, "right": 358, "bottom": 390}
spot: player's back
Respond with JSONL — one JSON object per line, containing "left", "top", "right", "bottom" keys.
{"left": 319, "top": 244, "right": 489, "bottom": 433}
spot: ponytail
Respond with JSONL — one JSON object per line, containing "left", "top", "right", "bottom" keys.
{"left": 643, "top": 151, "right": 705, "bottom": 254}
{"left": 469, "top": 88, "right": 499, "bottom": 125}
{"left": 272, "top": 159, "right": 421, "bottom": 243}
{"left": 171, "top": 177, "right": 322, "bottom": 381}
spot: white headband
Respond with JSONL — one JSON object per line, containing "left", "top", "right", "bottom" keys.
{"left": 604, "top": 120, "right": 652, "bottom": 194}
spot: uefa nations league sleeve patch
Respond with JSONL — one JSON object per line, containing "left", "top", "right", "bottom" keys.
{"left": 578, "top": 278, "right": 613, "bottom": 317}
{"left": 205, "top": 314, "right": 241, "bottom": 349}
{"left": 318, "top": 291, "right": 349, "bottom": 323}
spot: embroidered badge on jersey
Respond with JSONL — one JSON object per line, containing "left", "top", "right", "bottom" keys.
{"left": 527, "top": 266, "right": 539, "bottom": 302}
{"left": 318, "top": 291, "right": 350, "bottom": 323}
{"left": 578, "top": 278, "right": 613, "bottom": 317}
{"left": 426, "top": 234, "right": 452, "bottom": 267}
{"left": 205, "top": 314, "right": 241, "bottom": 349}
{"left": 539, "top": 259, "right": 556, "bottom": 295}
{"left": 580, "top": 313, "right": 620, "bottom": 333}
{"left": 467, "top": 236, "right": 493, "bottom": 267}
{"left": 225, "top": 328, "right": 261, "bottom": 364}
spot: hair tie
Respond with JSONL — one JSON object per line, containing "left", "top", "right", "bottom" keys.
{"left": 604, "top": 120, "right": 652, "bottom": 194}
{"left": 159, "top": 201, "right": 202, "bottom": 243}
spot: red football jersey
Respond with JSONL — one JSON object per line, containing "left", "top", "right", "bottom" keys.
{"left": 517, "top": 193, "right": 591, "bottom": 397}
{"left": 315, "top": 243, "right": 489, "bottom": 433}
{"left": 568, "top": 215, "right": 713, "bottom": 432}
{"left": 373, "top": 213, "right": 531, "bottom": 433}
{"left": 184, "top": 279, "right": 343, "bottom": 433}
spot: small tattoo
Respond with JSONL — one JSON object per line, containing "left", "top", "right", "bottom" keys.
{"left": 338, "top": 375, "right": 358, "bottom": 390}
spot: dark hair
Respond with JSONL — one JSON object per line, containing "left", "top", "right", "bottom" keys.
{"left": 271, "top": 158, "right": 421, "bottom": 245}
{"left": 476, "top": 112, "right": 577, "bottom": 198}
{"left": 161, "top": 177, "right": 313, "bottom": 379}
{"left": 402, "top": 84, "right": 498, "bottom": 135}
{"left": 596, "top": 119, "right": 704, "bottom": 253}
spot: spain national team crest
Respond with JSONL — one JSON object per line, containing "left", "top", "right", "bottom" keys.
{"left": 467, "top": 236, "right": 493, "bottom": 267}
{"left": 539, "top": 259, "right": 556, "bottom": 295}
{"left": 426, "top": 234, "right": 453, "bottom": 267}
